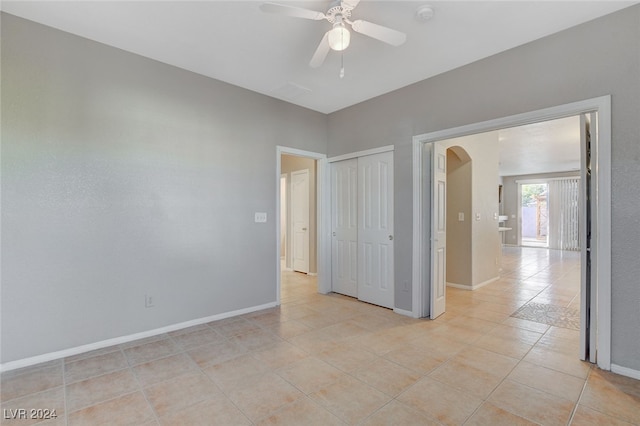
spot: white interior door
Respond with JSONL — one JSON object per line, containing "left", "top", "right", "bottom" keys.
{"left": 357, "top": 152, "right": 394, "bottom": 309}
{"left": 331, "top": 159, "right": 358, "bottom": 297}
{"left": 292, "top": 169, "right": 310, "bottom": 274}
{"left": 431, "top": 142, "right": 447, "bottom": 318}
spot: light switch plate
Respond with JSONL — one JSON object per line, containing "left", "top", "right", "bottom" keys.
{"left": 458, "top": 212, "right": 464, "bottom": 221}
{"left": 254, "top": 212, "right": 267, "bottom": 223}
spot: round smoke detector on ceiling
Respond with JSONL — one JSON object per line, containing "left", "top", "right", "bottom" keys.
{"left": 415, "top": 5, "right": 434, "bottom": 22}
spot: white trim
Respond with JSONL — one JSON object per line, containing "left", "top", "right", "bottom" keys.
{"left": 447, "top": 283, "right": 471, "bottom": 290}
{"left": 516, "top": 183, "right": 522, "bottom": 246}
{"left": 411, "top": 139, "right": 425, "bottom": 318}
{"left": 327, "top": 145, "right": 394, "bottom": 163}
{"left": 595, "top": 98, "right": 612, "bottom": 371}
{"left": 447, "top": 276, "right": 499, "bottom": 291}
{"left": 308, "top": 272, "right": 318, "bottom": 277}
{"left": 276, "top": 146, "right": 329, "bottom": 299}
{"left": 280, "top": 174, "right": 290, "bottom": 270}
{"left": 317, "top": 158, "right": 332, "bottom": 294}
{"left": 0, "top": 301, "right": 277, "bottom": 373}
{"left": 412, "top": 95, "right": 611, "bottom": 371}
{"left": 393, "top": 308, "right": 414, "bottom": 318}
{"left": 279, "top": 146, "right": 325, "bottom": 159}
{"left": 611, "top": 364, "right": 640, "bottom": 381}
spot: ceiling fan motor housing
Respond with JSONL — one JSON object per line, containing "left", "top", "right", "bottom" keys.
{"left": 325, "top": 3, "right": 352, "bottom": 24}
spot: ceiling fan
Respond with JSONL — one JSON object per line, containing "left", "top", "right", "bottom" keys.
{"left": 260, "top": 0, "right": 407, "bottom": 68}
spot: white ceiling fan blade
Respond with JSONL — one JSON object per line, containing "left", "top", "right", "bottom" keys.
{"left": 351, "top": 19, "right": 407, "bottom": 46}
{"left": 309, "top": 32, "right": 331, "bottom": 68}
{"left": 260, "top": 2, "right": 326, "bottom": 20}
{"left": 341, "top": 0, "right": 361, "bottom": 11}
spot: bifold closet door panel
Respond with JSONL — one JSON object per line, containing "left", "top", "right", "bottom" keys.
{"left": 357, "top": 151, "right": 394, "bottom": 309}
{"left": 331, "top": 159, "right": 358, "bottom": 298}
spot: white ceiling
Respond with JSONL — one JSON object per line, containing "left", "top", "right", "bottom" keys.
{"left": 2, "top": 1, "right": 636, "bottom": 114}
{"left": 498, "top": 115, "right": 581, "bottom": 177}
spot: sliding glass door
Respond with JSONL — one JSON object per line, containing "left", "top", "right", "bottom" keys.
{"left": 520, "top": 182, "right": 549, "bottom": 248}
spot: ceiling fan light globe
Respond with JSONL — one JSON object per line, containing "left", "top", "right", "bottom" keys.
{"left": 328, "top": 25, "right": 350, "bottom": 51}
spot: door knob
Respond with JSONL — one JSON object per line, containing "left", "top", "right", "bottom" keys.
{"left": 389, "top": 235, "right": 393, "bottom": 241}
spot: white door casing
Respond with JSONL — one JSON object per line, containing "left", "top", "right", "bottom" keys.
{"left": 357, "top": 151, "right": 394, "bottom": 309}
{"left": 431, "top": 142, "right": 447, "bottom": 319}
{"left": 331, "top": 159, "right": 358, "bottom": 297}
{"left": 276, "top": 146, "right": 329, "bottom": 306}
{"left": 280, "top": 175, "right": 287, "bottom": 266}
{"left": 291, "top": 169, "right": 310, "bottom": 274}
{"left": 412, "top": 96, "right": 611, "bottom": 371}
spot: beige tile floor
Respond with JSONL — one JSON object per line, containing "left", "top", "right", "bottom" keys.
{"left": 1, "top": 247, "right": 639, "bottom": 425}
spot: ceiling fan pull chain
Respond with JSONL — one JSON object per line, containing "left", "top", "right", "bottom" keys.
{"left": 340, "top": 52, "right": 345, "bottom": 78}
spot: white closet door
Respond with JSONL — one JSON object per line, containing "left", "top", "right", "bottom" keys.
{"left": 331, "top": 159, "right": 358, "bottom": 297}
{"left": 357, "top": 151, "right": 394, "bottom": 309}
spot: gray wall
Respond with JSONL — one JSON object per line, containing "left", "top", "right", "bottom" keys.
{"left": 2, "top": 6, "right": 640, "bottom": 373}
{"left": 443, "top": 132, "right": 501, "bottom": 287}
{"left": 327, "top": 6, "right": 640, "bottom": 370}
{"left": 446, "top": 149, "right": 472, "bottom": 286}
{"left": 1, "top": 14, "right": 328, "bottom": 363}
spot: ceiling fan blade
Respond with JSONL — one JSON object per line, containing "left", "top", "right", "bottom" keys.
{"left": 309, "top": 32, "right": 331, "bottom": 68}
{"left": 351, "top": 19, "right": 407, "bottom": 46}
{"left": 260, "top": 2, "right": 326, "bottom": 20}
{"left": 341, "top": 0, "right": 361, "bottom": 11}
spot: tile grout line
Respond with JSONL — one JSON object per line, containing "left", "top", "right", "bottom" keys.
{"left": 456, "top": 318, "right": 563, "bottom": 425}
{"left": 486, "top": 333, "right": 591, "bottom": 426}
{"left": 194, "top": 320, "right": 265, "bottom": 425}
{"left": 62, "top": 360, "right": 69, "bottom": 426}
{"left": 121, "top": 345, "right": 162, "bottom": 426}
{"left": 566, "top": 367, "right": 592, "bottom": 425}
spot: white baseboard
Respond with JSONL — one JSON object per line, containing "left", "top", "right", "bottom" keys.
{"left": 308, "top": 272, "right": 318, "bottom": 276}
{"left": 447, "top": 276, "right": 499, "bottom": 291}
{"left": 393, "top": 308, "right": 416, "bottom": 318}
{"left": 447, "top": 282, "right": 472, "bottom": 290}
{"left": 611, "top": 363, "right": 640, "bottom": 380}
{"left": 0, "top": 301, "right": 278, "bottom": 373}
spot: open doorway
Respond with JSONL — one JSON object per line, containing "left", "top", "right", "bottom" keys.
{"left": 519, "top": 182, "right": 549, "bottom": 248}
{"left": 275, "top": 146, "right": 328, "bottom": 307}
{"left": 432, "top": 117, "right": 582, "bottom": 322}
{"left": 413, "top": 96, "right": 611, "bottom": 370}
{"left": 281, "top": 154, "right": 317, "bottom": 276}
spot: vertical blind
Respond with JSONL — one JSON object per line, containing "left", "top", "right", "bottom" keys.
{"left": 548, "top": 177, "right": 581, "bottom": 251}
